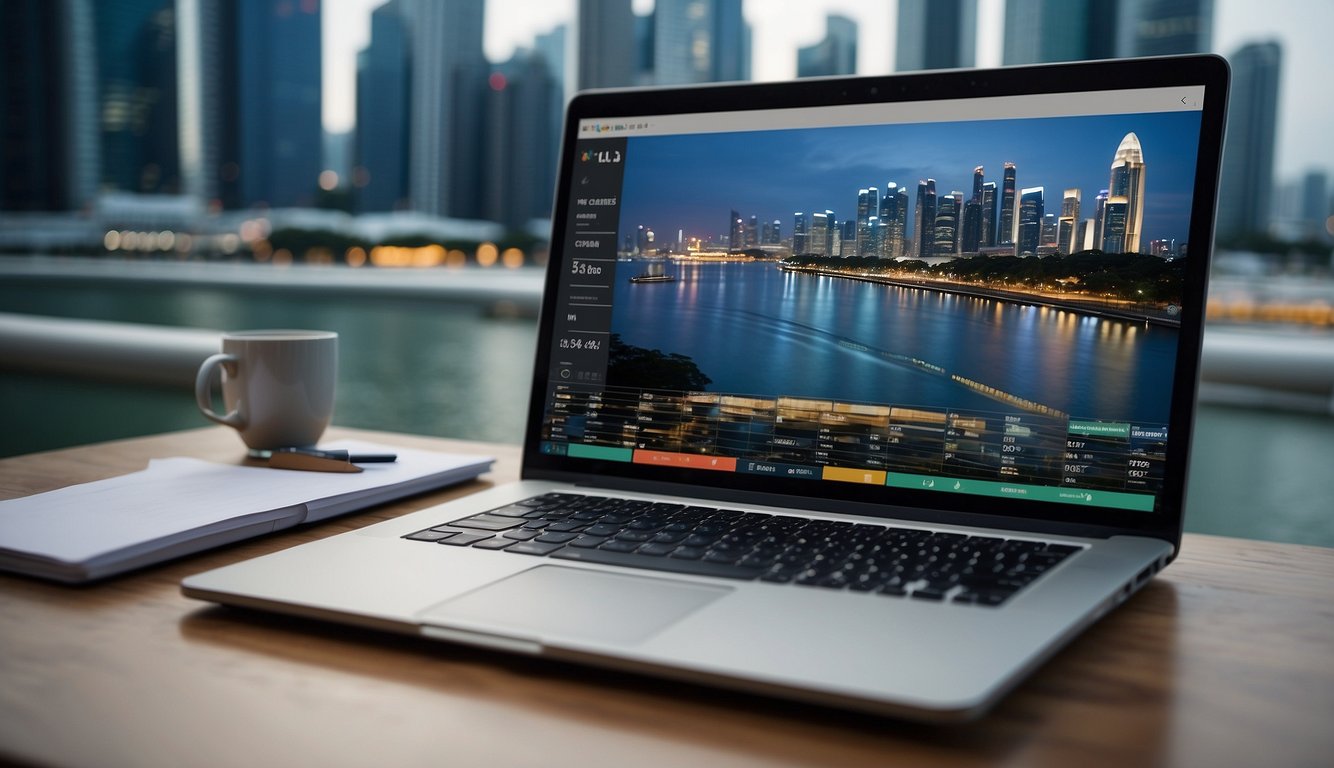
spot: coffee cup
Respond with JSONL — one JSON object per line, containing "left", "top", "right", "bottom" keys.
{"left": 195, "top": 330, "right": 338, "bottom": 453}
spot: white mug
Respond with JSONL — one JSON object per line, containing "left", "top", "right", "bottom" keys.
{"left": 195, "top": 330, "right": 338, "bottom": 453}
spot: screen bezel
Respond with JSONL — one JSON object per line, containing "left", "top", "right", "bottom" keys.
{"left": 522, "top": 55, "right": 1230, "bottom": 551}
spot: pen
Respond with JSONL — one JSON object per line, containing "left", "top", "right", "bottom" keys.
{"left": 269, "top": 447, "right": 398, "bottom": 472}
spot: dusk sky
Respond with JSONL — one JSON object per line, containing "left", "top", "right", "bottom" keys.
{"left": 615, "top": 109, "right": 1203, "bottom": 252}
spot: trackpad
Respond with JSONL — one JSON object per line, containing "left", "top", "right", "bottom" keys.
{"left": 419, "top": 565, "right": 731, "bottom": 646}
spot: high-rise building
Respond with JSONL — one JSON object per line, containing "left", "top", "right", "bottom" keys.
{"left": 354, "top": 1, "right": 410, "bottom": 212}
{"left": 793, "top": 212, "right": 807, "bottom": 254}
{"left": 232, "top": 0, "right": 323, "bottom": 208}
{"left": 998, "top": 163, "right": 1017, "bottom": 245}
{"left": 933, "top": 193, "right": 958, "bottom": 257}
{"left": 97, "top": 0, "right": 181, "bottom": 196}
{"left": 1003, "top": 0, "right": 1118, "bottom": 65}
{"left": 895, "top": 0, "right": 976, "bottom": 72}
{"left": 1041, "top": 213, "right": 1059, "bottom": 248}
{"left": 1217, "top": 41, "right": 1281, "bottom": 240}
{"left": 1057, "top": 188, "right": 1081, "bottom": 254}
{"left": 729, "top": 209, "right": 745, "bottom": 251}
{"left": 1107, "top": 132, "right": 1146, "bottom": 253}
{"left": 856, "top": 188, "right": 871, "bottom": 253}
{"left": 1102, "top": 196, "right": 1129, "bottom": 253}
{"left": 980, "top": 181, "right": 997, "bottom": 247}
{"left": 654, "top": 0, "right": 749, "bottom": 85}
{"left": 1092, "top": 189, "right": 1109, "bottom": 250}
{"left": 914, "top": 179, "right": 937, "bottom": 259}
{"left": 1, "top": 0, "right": 99, "bottom": 211}
{"left": 483, "top": 48, "right": 559, "bottom": 228}
{"left": 1017, "top": 186, "right": 1044, "bottom": 256}
{"left": 841, "top": 218, "right": 858, "bottom": 258}
{"left": 396, "top": 0, "right": 486, "bottom": 219}
{"left": 809, "top": 211, "right": 829, "bottom": 256}
{"left": 960, "top": 199, "right": 982, "bottom": 254}
{"left": 577, "top": 0, "right": 635, "bottom": 90}
{"left": 746, "top": 214, "right": 758, "bottom": 246}
{"left": 824, "top": 210, "right": 837, "bottom": 255}
{"left": 1117, "top": 0, "right": 1213, "bottom": 57}
{"left": 797, "top": 14, "right": 857, "bottom": 78}
{"left": 767, "top": 219, "right": 781, "bottom": 246}
{"left": 880, "top": 182, "right": 907, "bottom": 259}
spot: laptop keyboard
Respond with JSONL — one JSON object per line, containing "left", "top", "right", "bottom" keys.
{"left": 403, "top": 493, "right": 1083, "bottom": 607}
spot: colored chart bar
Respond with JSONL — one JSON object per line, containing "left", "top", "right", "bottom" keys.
{"left": 821, "top": 466, "right": 889, "bottom": 486}
{"left": 567, "top": 443, "right": 634, "bottom": 462}
{"left": 632, "top": 451, "right": 737, "bottom": 472}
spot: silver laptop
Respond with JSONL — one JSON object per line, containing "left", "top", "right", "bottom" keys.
{"left": 184, "top": 55, "right": 1230, "bottom": 721}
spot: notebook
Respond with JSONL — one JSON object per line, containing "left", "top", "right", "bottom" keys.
{"left": 184, "top": 54, "right": 1230, "bottom": 721}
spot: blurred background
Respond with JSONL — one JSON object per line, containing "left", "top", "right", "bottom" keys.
{"left": 1, "top": 0, "right": 1331, "bottom": 545}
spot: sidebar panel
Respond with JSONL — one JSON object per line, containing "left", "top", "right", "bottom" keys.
{"left": 548, "top": 138, "right": 628, "bottom": 386}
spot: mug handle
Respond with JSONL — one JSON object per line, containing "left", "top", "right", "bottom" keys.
{"left": 195, "top": 353, "right": 246, "bottom": 429}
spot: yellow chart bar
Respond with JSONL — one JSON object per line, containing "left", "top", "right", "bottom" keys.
{"left": 821, "top": 466, "right": 889, "bottom": 486}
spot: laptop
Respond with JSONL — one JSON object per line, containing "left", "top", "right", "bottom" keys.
{"left": 184, "top": 54, "right": 1230, "bottom": 721}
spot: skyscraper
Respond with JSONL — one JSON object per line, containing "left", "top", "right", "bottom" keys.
{"left": 729, "top": 209, "right": 745, "bottom": 251}
{"left": 1017, "top": 187, "right": 1045, "bottom": 256}
{"left": 998, "top": 163, "right": 1017, "bottom": 245}
{"left": 980, "top": 181, "right": 997, "bottom": 247}
{"left": 654, "top": 0, "right": 749, "bottom": 85}
{"left": 483, "top": 48, "right": 559, "bottom": 228}
{"left": 1102, "top": 196, "right": 1129, "bottom": 253}
{"left": 1093, "top": 189, "right": 1109, "bottom": 250}
{"left": 809, "top": 211, "right": 829, "bottom": 256}
{"left": 1, "top": 0, "right": 98, "bottom": 211}
{"left": 354, "top": 1, "right": 410, "bottom": 212}
{"left": 1107, "top": 132, "right": 1146, "bottom": 253}
{"left": 97, "top": 0, "right": 181, "bottom": 195}
{"left": 797, "top": 14, "right": 857, "bottom": 78}
{"left": 914, "top": 179, "right": 937, "bottom": 259}
{"left": 934, "top": 193, "right": 958, "bottom": 257}
{"left": 1003, "top": 0, "right": 1118, "bottom": 65}
{"left": 1217, "top": 40, "right": 1281, "bottom": 240}
{"left": 880, "top": 182, "right": 907, "bottom": 259}
{"left": 577, "top": 0, "right": 635, "bottom": 90}
{"left": 793, "top": 212, "right": 807, "bottom": 254}
{"left": 895, "top": 0, "right": 976, "bottom": 72}
{"left": 1117, "top": 0, "right": 1213, "bottom": 57}
{"left": 233, "top": 0, "right": 323, "bottom": 208}
{"left": 1057, "top": 188, "right": 1081, "bottom": 254}
{"left": 397, "top": 0, "right": 486, "bottom": 219}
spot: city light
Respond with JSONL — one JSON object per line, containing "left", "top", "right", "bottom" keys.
{"left": 476, "top": 242, "right": 499, "bottom": 267}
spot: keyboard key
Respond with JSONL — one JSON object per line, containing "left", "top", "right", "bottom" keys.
{"left": 438, "top": 531, "right": 495, "bottom": 547}
{"left": 600, "top": 539, "right": 640, "bottom": 553}
{"left": 450, "top": 514, "right": 525, "bottom": 531}
{"left": 472, "top": 538, "right": 515, "bottom": 550}
{"left": 506, "top": 541, "right": 565, "bottom": 556}
{"left": 405, "top": 529, "right": 456, "bottom": 542}
{"left": 638, "top": 542, "right": 677, "bottom": 557}
{"left": 535, "top": 531, "right": 579, "bottom": 544}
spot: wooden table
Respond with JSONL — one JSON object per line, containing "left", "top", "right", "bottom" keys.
{"left": 1, "top": 427, "right": 1331, "bottom": 768}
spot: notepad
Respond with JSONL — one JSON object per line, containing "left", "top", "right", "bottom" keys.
{"left": 0, "top": 440, "right": 493, "bottom": 583}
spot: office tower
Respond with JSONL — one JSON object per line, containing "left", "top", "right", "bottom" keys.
{"left": 354, "top": 1, "right": 411, "bottom": 212}
{"left": 634, "top": 13, "right": 656, "bottom": 84}
{"left": 809, "top": 212, "right": 829, "bottom": 256}
{"left": 484, "top": 49, "right": 559, "bottom": 228}
{"left": 1217, "top": 41, "right": 1281, "bottom": 240}
{"left": 998, "top": 163, "right": 1017, "bottom": 245}
{"left": 1102, "top": 196, "right": 1129, "bottom": 253}
{"left": 729, "top": 210, "right": 745, "bottom": 251}
{"left": 797, "top": 14, "right": 857, "bottom": 78}
{"left": 232, "top": 0, "right": 323, "bottom": 209}
{"left": 746, "top": 215, "right": 758, "bottom": 247}
{"left": 880, "top": 182, "right": 906, "bottom": 259}
{"left": 1107, "top": 132, "right": 1146, "bottom": 253}
{"left": 793, "top": 212, "right": 807, "bottom": 254}
{"left": 1003, "top": 0, "right": 1118, "bottom": 65}
{"left": 1077, "top": 218, "right": 1095, "bottom": 251}
{"left": 1117, "top": 0, "right": 1213, "bottom": 57}
{"left": 895, "top": 0, "right": 976, "bottom": 72}
{"left": 980, "top": 182, "right": 997, "bottom": 247}
{"left": 970, "top": 165, "right": 984, "bottom": 203}
{"left": 1298, "top": 171, "right": 1330, "bottom": 240}
{"left": 1017, "top": 187, "right": 1044, "bottom": 256}
{"left": 841, "top": 218, "right": 858, "bottom": 258}
{"left": 860, "top": 187, "right": 879, "bottom": 256}
{"left": 535, "top": 25, "right": 568, "bottom": 180}
{"left": 824, "top": 210, "right": 837, "bottom": 255}
{"left": 1092, "top": 189, "right": 1109, "bottom": 250}
{"left": 856, "top": 189, "right": 871, "bottom": 254}
{"left": 933, "top": 194, "right": 958, "bottom": 258}
{"left": 577, "top": 0, "right": 635, "bottom": 90}
{"left": 960, "top": 199, "right": 982, "bottom": 254}
{"left": 654, "top": 0, "right": 748, "bottom": 85}
{"left": 392, "top": 0, "right": 486, "bottom": 219}
{"left": 1041, "top": 213, "right": 1059, "bottom": 247}
{"left": 914, "top": 179, "right": 937, "bottom": 259}
{"left": 1057, "top": 188, "right": 1081, "bottom": 255}
{"left": 767, "top": 219, "right": 781, "bottom": 245}
{"left": 96, "top": 0, "right": 181, "bottom": 195}
{"left": 1, "top": 0, "right": 99, "bottom": 211}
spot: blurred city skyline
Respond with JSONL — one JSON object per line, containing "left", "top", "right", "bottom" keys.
{"left": 320, "top": 0, "right": 1332, "bottom": 181}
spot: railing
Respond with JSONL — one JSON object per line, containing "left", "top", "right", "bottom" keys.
{"left": 3, "top": 312, "right": 1332, "bottom": 414}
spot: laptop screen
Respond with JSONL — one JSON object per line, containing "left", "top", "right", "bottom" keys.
{"left": 527, "top": 58, "right": 1225, "bottom": 535}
